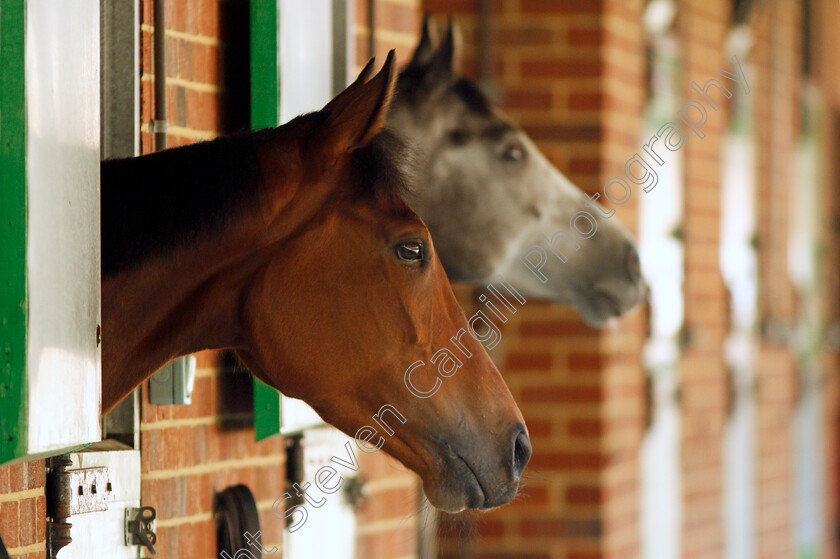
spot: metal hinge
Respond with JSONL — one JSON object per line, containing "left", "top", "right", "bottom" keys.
{"left": 46, "top": 456, "right": 112, "bottom": 559}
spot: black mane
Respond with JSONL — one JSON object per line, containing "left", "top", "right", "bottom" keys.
{"left": 101, "top": 119, "right": 414, "bottom": 277}
{"left": 101, "top": 129, "right": 267, "bottom": 276}
{"left": 396, "top": 65, "right": 494, "bottom": 117}
{"left": 450, "top": 78, "right": 493, "bottom": 116}
{"left": 351, "top": 129, "right": 415, "bottom": 204}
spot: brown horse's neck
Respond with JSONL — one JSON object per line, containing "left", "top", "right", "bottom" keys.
{"left": 99, "top": 124, "right": 322, "bottom": 413}
{"left": 101, "top": 233, "right": 249, "bottom": 412}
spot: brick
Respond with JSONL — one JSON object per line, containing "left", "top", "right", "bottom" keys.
{"left": 194, "top": 349, "right": 221, "bottom": 369}
{"left": 0, "top": 502, "right": 19, "bottom": 548}
{"left": 199, "top": 0, "right": 220, "bottom": 39}
{"left": 506, "top": 352, "right": 552, "bottom": 371}
{"left": 0, "top": 466, "right": 9, "bottom": 494}
{"left": 374, "top": 2, "right": 420, "bottom": 36}
{"left": 184, "top": 0, "right": 201, "bottom": 35}
{"left": 521, "top": 59, "right": 602, "bottom": 79}
{"left": 568, "top": 157, "right": 601, "bottom": 174}
{"left": 503, "top": 90, "right": 553, "bottom": 110}
{"left": 166, "top": 0, "right": 187, "bottom": 34}
{"left": 525, "top": 419, "right": 551, "bottom": 437}
{"left": 475, "top": 554, "right": 550, "bottom": 559}
{"left": 162, "top": 428, "right": 181, "bottom": 470}
{"left": 520, "top": 0, "right": 604, "bottom": 15}
{"left": 8, "top": 464, "right": 25, "bottom": 492}
{"left": 568, "top": 353, "right": 604, "bottom": 370}
{"left": 497, "top": 27, "right": 554, "bottom": 46}
{"left": 26, "top": 462, "right": 44, "bottom": 490}
{"left": 424, "top": 0, "right": 483, "bottom": 13}
{"left": 567, "top": 28, "right": 603, "bottom": 46}
{"left": 529, "top": 451, "right": 605, "bottom": 470}
{"left": 569, "top": 92, "right": 603, "bottom": 111}
{"left": 35, "top": 496, "right": 46, "bottom": 546}
{"left": 566, "top": 485, "right": 602, "bottom": 505}
{"left": 476, "top": 520, "right": 505, "bottom": 537}
{"left": 154, "top": 525, "right": 180, "bottom": 558}
{"left": 522, "top": 123, "right": 602, "bottom": 143}
{"left": 18, "top": 498, "right": 35, "bottom": 546}
{"left": 517, "top": 484, "right": 550, "bottom": 507}
{"left": 192, "top": 43, "right": 220, "bottom": 85}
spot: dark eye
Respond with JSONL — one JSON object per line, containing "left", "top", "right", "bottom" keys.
{"left": 396, "top": 242, "right": 424, "bottom": 263}
{"left": 502, "top": 143, "right": 525, "bottom": 162}
{"left": 449, "top": 130, "right": 469, "bottom": 145}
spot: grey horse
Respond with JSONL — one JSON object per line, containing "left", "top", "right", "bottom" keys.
{"left": 388, "top": 19, "right": 646, "bottom": 325}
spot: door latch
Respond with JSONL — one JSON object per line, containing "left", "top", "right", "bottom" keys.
{"left": 125, "top": 506, "right": 157, "bottom": 555}
{"left": 343, "top": 475, "right": 368, "bottom": 509}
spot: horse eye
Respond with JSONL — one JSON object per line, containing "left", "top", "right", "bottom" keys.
{"left": 502, "top": 144, "right": 525, "bottom": 162}
{"left": 396, "top": 242, "right": 424, "bottom": 263}
{"left": 449, "top": 130, "right": 469, "bottom": 145}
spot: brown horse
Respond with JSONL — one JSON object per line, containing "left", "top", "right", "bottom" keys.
{"left": 100, "top": 53, "right": 530, "bottom": 513}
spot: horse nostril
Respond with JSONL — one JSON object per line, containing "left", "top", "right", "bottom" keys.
{"left": 626, "top": 245, "right": 642, "bottom": 283}
{"left": 513, "top": 430, "right": 532, "bottom": 478}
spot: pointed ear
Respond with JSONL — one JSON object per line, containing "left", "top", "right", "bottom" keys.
{"left": 423, "top": 18, "right": 461, "bottom": 84}
{"left": 409, "top": 14, "right": 439, "bottom": 68}
{"left": 318, "top": 50, "right": 398, "bottom": 157}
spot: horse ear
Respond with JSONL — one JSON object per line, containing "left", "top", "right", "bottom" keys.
{"left": 409, "top": 14, "right": 439, "bottom": 68}
{"left": 318, "top": 50, "right": 398, "bottom": 156}
{"left": 424, "top": 18, "right": 461, "bottom": 84}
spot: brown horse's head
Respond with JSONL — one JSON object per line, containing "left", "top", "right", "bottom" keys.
{"left": 237, "top": 53, "right": 531, "bottom": 512}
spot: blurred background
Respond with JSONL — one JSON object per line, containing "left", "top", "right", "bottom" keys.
{"left": 1, "top": 1, "right": 839, "bottom": 558}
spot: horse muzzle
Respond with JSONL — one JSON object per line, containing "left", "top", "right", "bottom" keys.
{"left": 424, "top": 422, "right": 532, "bottom": 512}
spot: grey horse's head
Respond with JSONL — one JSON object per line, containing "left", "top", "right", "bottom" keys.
{"left": 388, "top": 19, "right": 646, "bottom": 325}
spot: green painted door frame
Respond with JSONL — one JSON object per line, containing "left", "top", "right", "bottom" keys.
{"left": 0, "top": 0, "right": 30, "bottom": 463}
{"left": 250, "top": 0, "right": 284, "bottom": 440}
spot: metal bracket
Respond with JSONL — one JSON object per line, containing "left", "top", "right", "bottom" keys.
{"left": 66, "top": 468, "right": 111, "bottom": 514}
{"left": 46, "top": 456, "right": 112, "bottom": 559}
{"left": 125, "top": 506, "right": 157, "bottom": 555}
{"left": 47, "top": 460, "right": 111, "bottom": 516}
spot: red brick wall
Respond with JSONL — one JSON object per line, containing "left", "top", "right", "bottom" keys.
{"left": 676, "top": 1, "right": 730, "bottom": 558}
{"left": 599, "top": 3, "right": 647, "bottom": 559}
{"left": 750, "top": 2, "right": 800, "bottom": 557}
{"left": 139, "top": 352, "right": 287, "bottom": 557}
{"left": 357, "top": 0, "right": 422, "bottom": 65}
{"left": 0, "top": 462, "right": 46, "bottom": 558}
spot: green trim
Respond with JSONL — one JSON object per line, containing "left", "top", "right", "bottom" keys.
{"left": 254, "top": 379, "right": 282, "bottom": 441}
{"left": 250, "top": 0, "right": 280, "bottom": 130}
{"left": 250, "top": 0, "right": 284, "bottom": 441}
{"left": 0, "top": 0, "right": 29, "bottom": 464}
